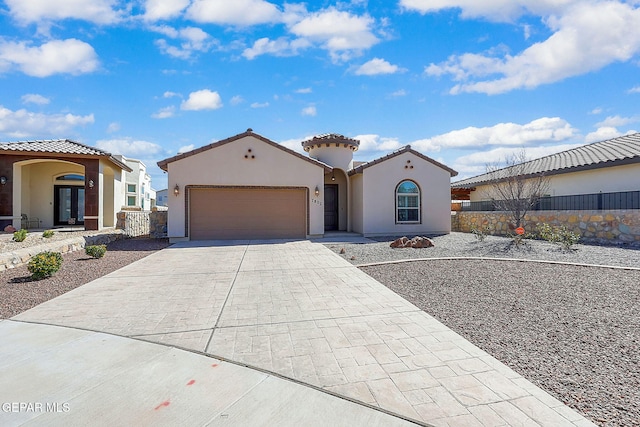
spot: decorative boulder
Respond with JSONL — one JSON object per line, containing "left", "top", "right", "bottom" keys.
{"left": 390, "top": 236, "right": 409, "bottom": 248}
{"left": 4, "top": 225, "right": 16, "bottom": 233}
{"left": 409, "top": 236, "right": 434, "bottom": 248}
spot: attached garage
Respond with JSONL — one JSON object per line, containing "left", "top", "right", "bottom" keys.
{"left": 189, "top": 187, "right": 307, "bottom": 240}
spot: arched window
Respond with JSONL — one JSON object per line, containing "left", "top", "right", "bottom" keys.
{"left": 55, "top": 174, "right": 84, "bottom": 181}
{"left": 396, "top": 180, "right": 420, "bottom": 223}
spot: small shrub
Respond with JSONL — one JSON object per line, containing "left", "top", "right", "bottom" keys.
{"left": 28, "top": 251, "right": 63, "bottom": 280}
{"left": 13, "top": 229, "right": 28, "bottom": 242}
{"left": 536, "top": 223, "right": 581, "bottom": 250}
{"left": 42, "top": 230, "right": 55, "bottom": 238}
{"left": 470, "top": 225, "right": 491, "bottom": 242}
{"left": 85, "top": 244, "right": 107, "bottom": 259}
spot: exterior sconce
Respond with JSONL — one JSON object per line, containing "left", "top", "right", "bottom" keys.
{"left": 331, "top": 173, "right": 336, "bottom": 181}
{"left": 0, "top": 176, "right": 6, "bottom": 185}
{"left": 174, "top": 184, "right": 180, "bottom": 196}
{"left": 88, "top": 180, "right": 94, "bottom": 188}
{"left": 314, "top": 186, "right": 320, "bottom": 197}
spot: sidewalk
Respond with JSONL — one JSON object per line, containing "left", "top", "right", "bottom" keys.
{"left": 8, "top": 240, "right": 596, "bottom": 426}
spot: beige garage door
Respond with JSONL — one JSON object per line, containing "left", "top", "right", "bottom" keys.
{"left": 189, "top": 187, "right": 307, "bottom": 240}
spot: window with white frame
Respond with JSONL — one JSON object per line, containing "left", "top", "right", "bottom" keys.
{"left": 127, "top": 184, "right": 136, "bottom": 193}
{"left": 396, "top": 180, "right": 420, "bottom": 223}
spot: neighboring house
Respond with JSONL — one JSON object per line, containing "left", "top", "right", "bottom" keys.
{"left": 0, "top": 139, "right": 132, "bottom": 231}
{"left": 451, "top": 133, "right": 640, "bottom": 203}
{"left": 157, "top": 129, "right": 457, "bottom": 241}
{"left": 115, "top": 155, "right": 156, "bottom": 211}
{"left": 156, "top": 189, "right": 168, "bottom": 207}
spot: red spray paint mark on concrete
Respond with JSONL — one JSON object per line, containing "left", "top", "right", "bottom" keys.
{"left": 154, "top": 401, "right": 170, "bottom": 410}
{"left": 187, "top": 380, "right": 196, "bottom": 386}
{"left": 211, "top": 363, "right": 219, "bottom": 368}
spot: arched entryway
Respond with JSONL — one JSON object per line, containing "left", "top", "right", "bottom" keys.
{"left": 324, "top": 168, "right": 350, "bottom": 232}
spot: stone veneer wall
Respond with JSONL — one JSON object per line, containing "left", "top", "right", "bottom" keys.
{"left": 116, "top": 209, "right": 167, "bottom": 238}
{"left": 452, "top": 210, "right": 640, "bottom": 246}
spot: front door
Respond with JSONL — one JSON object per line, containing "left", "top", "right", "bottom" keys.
{"left": 54, "top": 185, "right": 85, "bottom": 226}
{"left": 324, "top": 184, "right": 338, "bottom": 231}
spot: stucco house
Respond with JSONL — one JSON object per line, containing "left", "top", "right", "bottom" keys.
{"left": 115, "top": 155, "right": 157, "bottom": 211}
{"left": 0, "top": 139, "right": 132, "bottom": 231}
{"left": 451, "top": 133, "right": 640, "bottom": 205}
{"left": 157, "top": 129, "right": 457, "bottom": 241}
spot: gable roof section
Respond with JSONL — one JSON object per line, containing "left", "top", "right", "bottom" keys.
{"left": 0, "top": 139, "right": 132, "bottom": 171}
{"left": 157, "top": 129, "right": 332, "bottom": 172}
{"left": 452, "top": 132, "right": 640, "bottom": 188}
{"left": 348, "top": 145, "right": 458, "bottom": 177}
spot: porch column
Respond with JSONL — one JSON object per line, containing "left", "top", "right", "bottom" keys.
{"left": 83, "top": 159, "right": 100, "bottom": 231}
{"left": 0, "top": 156, "right": 13, "bottom": 230}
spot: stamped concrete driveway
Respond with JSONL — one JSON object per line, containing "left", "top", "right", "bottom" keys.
{"left": 13, "top": 240, "right": 595, "bottom": 426}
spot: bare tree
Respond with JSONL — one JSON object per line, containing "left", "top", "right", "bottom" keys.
{"left": 482, "top": 149, "right": 550, "bottom": 228}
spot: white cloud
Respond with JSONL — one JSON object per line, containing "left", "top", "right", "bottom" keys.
{"left": 423, "top": 2, "right": 640, "bottom": 94}
{"left": 152, "top": 26, "right": 216, "bottom": 59}
{"left": 389, "top": 89, "right": 407, "bottom": 97}
{"left": 589, "top": 107, "right": 603, "bottom": 115}
{"left": 409, "top": 117, "right": 577, "bottom": 152}
{"left": 143, "top": 0, "right": 190, "bottom": 21}
{"left": 355, "top": 58, "right": 404, "bottom": 75}
{"left": 242, "top": 37, "right": 310, "bottom": 59}
{"left": 584, "top": 127, "right": 624, "bottom": 143}
{"left": 186, "top": 0, "right": 281, "bottom": 26}
{"left": 21, "top": 94, "right": 50, "bottom": 105}
{"left": 250, "top": 102, "right": 269, "bottom": 108}
{"left": 0, "top": 105, "right": 94, "bottom": 138}
{"left": 163, "top": 91, "right": 181, "bottom": 98}
{"left": 6, "top": 0, "right": 122, "bottom": 25}
{"left": 289, "top": 8, "right": 379, "bottom": 62}
{"left": 301, "top": 105, "right": 317, "bottom": 116}
{"left": 106, "top": 122, "right": 120, "bottom": 133}
{"left": 178, "top": 144, "right": 195, "bottom": 154}
{"left": 230, "top": 95, "right": 244, "bottom": 105}
{"left": 628, "top": 86, "right": 640, "bottom": 94}
{"left": 180, "top": 89, "right": 223, "bottom": 110}
{"left": 151, "top": 106, "right": 176, "bottom": 119}
{"left": 595, "top": 115, "right": 640, "bottom": 128}
{"left": 95, "top": 138, "right": 163, "bottom": 157}
{"left": 278, "top": 137, "right": 307, "bottom": 154}
{"left": 295, "top": 87, "right": 312, "bottom": 94}
{"left": 0, "top": 39, "right": 99, "bottom": 77}
{"left": 354, "top": 134, "right": 402, "bottom": 153}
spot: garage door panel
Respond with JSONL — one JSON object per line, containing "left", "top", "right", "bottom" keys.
{"left": 190, "top": 188, "right": 306, "bottom": 240}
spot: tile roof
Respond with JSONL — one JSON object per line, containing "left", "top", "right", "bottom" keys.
{"left": 157, "top": 129, "right": 333, "bottom": 172}
{"left": 0, "top": 139, "right": 132, "bottom": 171}
{"left": 301, "top": 133, "right": 360, "bottom": 151}
{"left": 452, "top": 132, "right": 640, "bottom": 188}
{"left": 348, "top": 145, "right": 458, "bottom": 177}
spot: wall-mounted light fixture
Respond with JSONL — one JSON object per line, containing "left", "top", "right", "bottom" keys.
{"left": 0, "top": 176, "right": 6, "bottom": 185}
{"left": 174, "top": 184, "right": 180, "bottom": 196}
{"left": 331, "top": 172, "right": 335, "bottom": 181}
{"left": 314, "top": 186, "right": 320, "bottom": 197}
{"left": 88, "top": 179, "right": 94, "bottom": 188}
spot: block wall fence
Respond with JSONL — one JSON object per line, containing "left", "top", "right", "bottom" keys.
{"left": 451, "top": 210, "right": 640, "bottom": 246}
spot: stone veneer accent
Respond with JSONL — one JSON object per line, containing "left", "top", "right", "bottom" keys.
{"left": 116, "top": 209, "right": 167, "bottom": 238}
{"left": 452, "top": 209, "right": 640, "bottom": 246}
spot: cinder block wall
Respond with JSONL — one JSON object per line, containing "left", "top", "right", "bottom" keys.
{"left": 452, "top": 210, "right": 640, "bottom": 246}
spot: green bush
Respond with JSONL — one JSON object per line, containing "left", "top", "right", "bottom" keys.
{"left": 470, "top": 225, "right": 491, "bottom": 242}
{"left": 536, "top": 223, "right": 581, "bottom": 250}
{"left": 42, "top": 230, "right": 55, "bottom": 238}
{"left": 13, "top": 229, "right": 28, "bottom": 242}
{"left": 85, "top": 244, "right": 107, "bottom": 259}
{"left": 28, "top": 251, "right": 63, "bottom": 280}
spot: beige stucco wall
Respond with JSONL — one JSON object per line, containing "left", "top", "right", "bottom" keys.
{"left": 470, "top": 163, "right": 640, "bottom": 201}
{"left": 359, "top": 152, "right": 453, "bottom": 236}
{"left": 350, "top": 174, "right": 364, "bottom": 234}
{"left": 307, "top": 146, "right": 353, "bottom": 171}
{"left": 166, "top": 135, "right": 326, "bottom": 240}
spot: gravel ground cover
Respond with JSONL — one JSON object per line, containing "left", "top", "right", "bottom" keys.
{"left": 0, "top": 237, "right": 169, "bottom": 318}
{"left": 0, "top": 228, "right": 122, "bottom": 253}
{"left": 327, "top": 232, "right": 640, "bottom": 268}
{"left": 337, "top": 233, "right": 639, "bottom": 427}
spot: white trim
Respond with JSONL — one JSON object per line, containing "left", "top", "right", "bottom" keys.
{"left": 0, "top": 216, "right": 21, "bottom": 220}
{"left": 83, "top": 216, "right": 99, "bottom": 219}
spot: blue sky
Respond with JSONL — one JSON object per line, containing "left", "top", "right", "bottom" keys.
{"left": 1, "top": 0, "right": 639, "bottom": 190}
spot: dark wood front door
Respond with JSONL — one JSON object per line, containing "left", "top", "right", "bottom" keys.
{"left": 54, "top": 185, "right": 85, "bottom": 226}
{"left": 324, "top": 184, "right": 338, "bottom": 231}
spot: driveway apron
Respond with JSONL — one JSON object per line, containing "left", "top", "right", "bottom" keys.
{"left": 13, "top": 240, "right": 595, "bottom": 427}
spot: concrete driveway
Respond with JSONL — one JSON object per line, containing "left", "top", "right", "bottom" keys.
{"left": 4, "top": 240, "right": 594, "bottom": 426}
